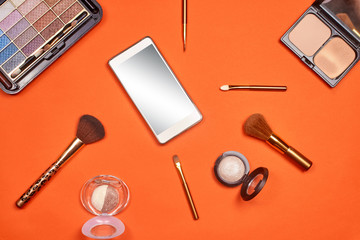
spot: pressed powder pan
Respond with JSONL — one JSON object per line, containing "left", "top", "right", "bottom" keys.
{"left": 214, "top": 151, "right": 268, "bottom": 201}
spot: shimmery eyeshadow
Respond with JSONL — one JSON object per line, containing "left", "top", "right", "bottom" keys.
{"left": 12, "top": 0, "right": 26, "bottom": 7}
{"left": 7, "top": 18, "right": 30, "bottom": 40}
{"left": 53, "top": 0, "right": 76, "bottom": 15}
{"left": 0, "top": 43, "right": 18, "bottom": 64}
{"left": 0, "top": 2, "right": 15, "bottom": 22}
{"left": 0, "top": 35, "right": 10, "bottom": 51}
{"left": 41, "top": 18, "right": 63, "bottom": 40}
{"left": 60, "top": 2, "right": 83, "bottom": 23}
{"left": 18, "top": 0, "right": 42, "bottom": 15}
{"left": 22, "top": 35, "right": 44, "bottom": 56}
{"left": 26, "top": 2, "right": 49, "bottom": 24}
{"left": 0, "top": 10, "right": 22, "bottom": 32}
{"left": 2, "top": 51, "right": 25, "bottom": 73}
{"left": 14, "top": 27, "right": 37, "bottom": 48}
{"left": 45, "top": 0, "right": 59, "bottom": 7}
{"left": 33, "top": 10, "right": 56, "bottom": 31}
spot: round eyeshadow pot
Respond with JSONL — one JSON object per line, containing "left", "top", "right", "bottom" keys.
{"left": 80, "top": 175, "right": 130, "bottom": 239}
{"left": 214, "top": 151, "right": 269, "bottom": 201}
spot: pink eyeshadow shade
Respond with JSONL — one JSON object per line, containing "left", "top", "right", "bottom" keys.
{"left": 60, "top": 2, "right": 84, "bottom": 23}
{"left": 0, "top": 10, "right": 22, "bottom": 32}
{"left": 53, "top": 0, "right": 76, "bottom": 15}
{"left": 45, "top": 0, "right": 60, "bottom": 7}
{"left": 41, "top": 18, "right": 63, "bottom": 40}
{"left": 14, "top": 27, "right": 37, "bottom": 48}
{"left": 18, "top": 0, "right": 42, "bottom": 15}
{"left": 7, "top": 18, "right": 30, "bottom": 40}
{"left": 26, "top": 2, "right": 49, "bottom": 24}
{"left": 33, "top": 10, "right": 56, "bottom": 31}
{"left": 22, "top": 35, "right": 45, "bottom": 56}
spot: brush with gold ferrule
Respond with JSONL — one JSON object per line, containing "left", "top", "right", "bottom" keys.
{"left": 182, "top": 0, "right": 187, "bottom": 51}
{"left": 173, "top": 155, "right": 199, "bottom": 220}
{"left": 244, "top": 113, "right": 312, "bottom": 171}
{"left": 220, "top": 85, "right": 287, "bottom": 91}
{"left": 15, "top": 115, "right": 105, "bottom": 208}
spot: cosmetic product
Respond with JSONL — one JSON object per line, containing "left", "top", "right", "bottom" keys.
{"left": 15, "top": 115, "right": 105, "bottom": 208}
{"left": 182, "top": 0, "right": 187, "bottom": 51}
{"left": 81, "top": 175, "right": 129, "bottom": 239}
{"left": 220, "top": 85, "right": 287, "bottom": 91}
{"left": 0, "top": 0, "right": 102, "bottom": 94}
{"left": 214, "top": 151, "right": 268, "bottom": 201}
{"left": 281, "top": 0, "right": 360, "bottom": 87}
{"left": 173, "top": 155, "right": 199, "bottom": 220}
{"left": 244, "top": 113, "right": 312, "bottom": 171}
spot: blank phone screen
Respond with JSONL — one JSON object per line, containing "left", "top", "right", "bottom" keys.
{"left": 115, "top": 45, "right": 195, "bottom": 134}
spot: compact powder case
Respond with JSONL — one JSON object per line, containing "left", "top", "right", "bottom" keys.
{"left": 0, "top": 0, "right": 102, "bottom": 94}
{"left": 282, "top": 0, "right": 360, "bottom": 87}
{"left": 81, "top": 175, "right": 130, "bottom": 239}
{"left": 214, "top": 151, "right": 268, "bottom": 201}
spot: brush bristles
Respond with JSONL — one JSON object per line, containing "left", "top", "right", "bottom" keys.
{"left": 173, "top": 155, "right": 180, "bottom": 164}
{"left": 244, "top": 113, "right": 273, "bottom": 141}
{"left": 76, "top": 115, "right": 105, "bottom": 144}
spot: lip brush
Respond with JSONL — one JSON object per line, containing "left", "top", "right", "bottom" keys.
{"left": 220, "top": 85, "right": 287, "bottom": 91}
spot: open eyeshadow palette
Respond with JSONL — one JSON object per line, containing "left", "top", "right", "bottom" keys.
{"left": 0, "top": 0, "right": 102, "bottom": 94}
{"left": 282, "top": 0, "right": 360, "bottom": 87}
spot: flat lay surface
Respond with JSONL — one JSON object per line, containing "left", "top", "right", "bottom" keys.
{"left": 0, "top": 0, "right": 360, "bottom": 239}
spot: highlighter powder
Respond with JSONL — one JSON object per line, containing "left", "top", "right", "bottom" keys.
{"left": 314, "top": 37, "right": 356, "bottom": 79}
{"left": 289, "top": 14, "right": 331, "bottom": 56}
{"left": 217, "top": 156, "right": 245, "bottom": 184}
{"left": 91, "top": 185, "right": 119, "bottom": 213}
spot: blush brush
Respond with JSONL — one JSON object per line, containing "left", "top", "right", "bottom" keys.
{"left": 244, "top": 113, "right": 312, "bottom": 171}
{"left": 16, "top": 115, "right": 105, "bottom": 208}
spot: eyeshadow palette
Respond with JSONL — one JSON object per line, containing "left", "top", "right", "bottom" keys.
{"left": 281, "top": 0, "right": 360, "bottom": 87}
{"left": 0, "top": 0, "right": 102, "bottom": 94}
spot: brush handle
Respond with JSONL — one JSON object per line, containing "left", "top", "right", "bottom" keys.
{"left": 267, "top": 134, "right": 312, "bottom": 171}
{"left": 16, "top": 138, "right": 84, "bottom": 208}
{"left": 286, "top": 147, "right": 312, "bottom": 170}
{"left": 176, "top": 165, "right": 199, "bottom": 220}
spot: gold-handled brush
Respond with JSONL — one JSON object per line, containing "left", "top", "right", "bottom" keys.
{"left": 244, "top": 113, "right": 312, "bottom": 171}
{"left": 220, "top": 85, "right": 287, "bottom": 91}
{"left": 16, "top": 115, "right": 105, "bottom": 208}
{"left": 173, "top": 155, "right": 199, "bottom": 220}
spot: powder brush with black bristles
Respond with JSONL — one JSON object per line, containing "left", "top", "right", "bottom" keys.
{"left": 244, "top": 113, "right": 312, "bottom": 171}
{"left": 16, "top": 115, "right": 105, "bottom": 208}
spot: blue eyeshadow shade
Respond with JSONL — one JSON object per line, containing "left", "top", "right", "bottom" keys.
{"left": 0, "top": 43, "right": 18, "bottom": 65}
{"left": 0, "top": 29, "right": 3, "bottom": 35}
{"left": 0, "top": 34, "right": 10, "bottom": 51}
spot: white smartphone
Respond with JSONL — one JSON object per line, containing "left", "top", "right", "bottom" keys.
{"left": 108, "top": 37, "right": 202, "bottom": 144}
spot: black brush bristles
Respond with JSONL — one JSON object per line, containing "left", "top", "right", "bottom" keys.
{"left": 244, "top": 113, "right": 273, "bottom": 141}
{"left": 76, "top": 115, "right": 105, "bottom": 144}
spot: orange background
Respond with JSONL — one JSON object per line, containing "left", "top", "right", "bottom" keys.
{"left": 1, "top": 0, "right": 360, "bottom": 239}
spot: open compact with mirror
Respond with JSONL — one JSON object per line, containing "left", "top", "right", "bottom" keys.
{"left": 214, "top": 151, "right": 269, "bottom": 201}
{"left": 282, "top": 0, "right": 360, "bottom": 87}
{"left": 0, "top": 0, "right": 102, "bottom": 94}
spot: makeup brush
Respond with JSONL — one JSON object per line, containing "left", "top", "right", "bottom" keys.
{"left": 173, "top": 155, "right": 199, "bottom": 220}
{"left": 244, "top": 113, "right": 312, "bottom": 170}
{"left": 16, "top": 115, "right": 105, "bottom": 208}
{"left": 220, "top": 85, "right": 287, "bottom": 91}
